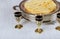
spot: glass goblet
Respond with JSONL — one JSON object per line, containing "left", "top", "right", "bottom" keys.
{"left": 14, "top": 12, "right": 23, "bottom": 29}
{"left": 35, "top": 15, "right": 43, "bottom": 33}
{"left": 55, "top": 13, "right": 60, "bottom": 31}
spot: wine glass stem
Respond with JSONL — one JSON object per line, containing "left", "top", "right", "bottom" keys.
{"left": 58, "top": 20, "right": 60, "bottom": 26}
{"left": 16, "top": 17, "right": 21, "bottom": 25}
{"left": 17, "top": 22, "right": 20, "bottom": 25}
{"left": 37, "top": 21, "right": 41, "bottom": 30}
{"left": 59, "top": 23, "right": 60, "bottom": 26}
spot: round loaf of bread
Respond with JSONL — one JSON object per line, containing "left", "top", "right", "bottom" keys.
{"left": 24, "top": 0, "right": 56, "bottom": 15}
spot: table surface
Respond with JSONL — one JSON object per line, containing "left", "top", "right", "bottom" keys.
{"left": 0, "top": 0, "right": 60, "bottom": 39}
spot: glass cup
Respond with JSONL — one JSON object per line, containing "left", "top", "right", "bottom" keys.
{"left": 14, "top": 12, "right": 23, "bottom": 29}
{"left": 55, "top": 13, "right": 60, "bottom": 31}
{"left": 35, "top": 15, "right": 43, "bottom": 33}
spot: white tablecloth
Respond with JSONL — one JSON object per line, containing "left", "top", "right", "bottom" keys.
{"left": 0, "top": 0, "right": 60, "bottom": 39}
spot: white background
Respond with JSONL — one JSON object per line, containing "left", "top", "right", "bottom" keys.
{"left": 0, "top": 0, "right": 60, "bottom": 39}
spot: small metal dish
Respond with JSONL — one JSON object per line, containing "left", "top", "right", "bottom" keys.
{"left": 13, "top": 0, "right": 60, "bottom": 23}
